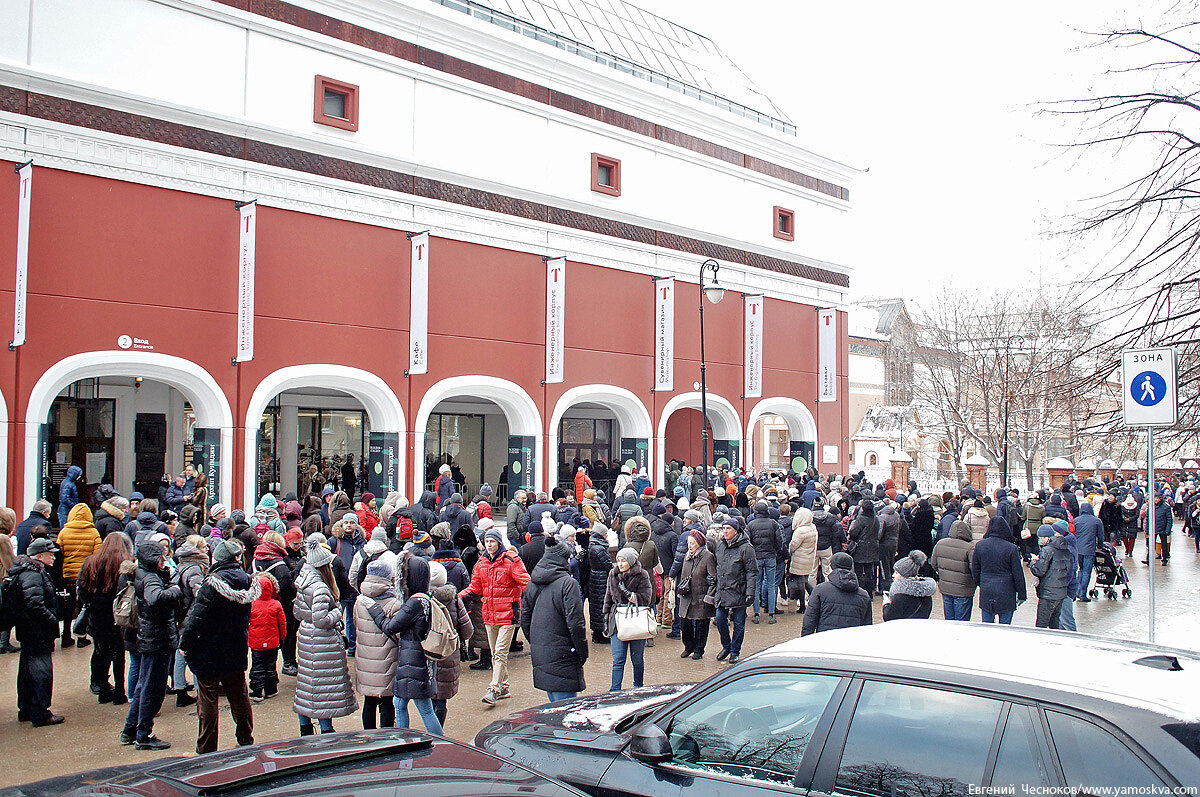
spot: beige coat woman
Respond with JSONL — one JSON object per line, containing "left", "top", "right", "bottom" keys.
{"left": 789, "top": 507, "right": 819, "bottom": 576}
{"left": 353, "top": 573, "right": 404, "bottom": 697}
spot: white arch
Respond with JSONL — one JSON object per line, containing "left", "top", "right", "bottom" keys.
{"left": 655, "top": 391, "right": 742, "bottom": 482}
{"left": 547, "top": 385, "right": 654, "bottom": 491}
{"left": 24, "top": 351, "right": 234, "bottom": 513}
{"left": 744, "top": 396, "right": 818, "bottom": 472}
{"left": 243, "top": 365, "right": 406, "bottom": 507}
{"left": 413, "top": 376, "right": 543, "bottom": 496}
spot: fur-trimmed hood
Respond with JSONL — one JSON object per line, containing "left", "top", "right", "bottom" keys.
{"left": 889, "top": 575, "right": 938, "bottom": 598}
{"left": 205, "top": 562, "right": 261, "bottom": 605}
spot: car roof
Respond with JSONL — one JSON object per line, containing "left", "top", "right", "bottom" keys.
{"left": 760, "top": 621, "right": 1200, "bottom": 720}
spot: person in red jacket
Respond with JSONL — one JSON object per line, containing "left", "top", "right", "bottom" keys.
{"left": 248, "top": 573, "right": 287, "bottom": 701}
{"left": 458, "top": 528, "right": 530, "bottom": 706}
{"left": 574, "top": 467, "right": 593, "bottom": 503}
{"left": 356, "top": 493, "right": 380, "bottom": 535}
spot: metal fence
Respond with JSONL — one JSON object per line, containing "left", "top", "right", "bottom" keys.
{"left": 861, "top": 466, "right": 1049, "bottom": 496}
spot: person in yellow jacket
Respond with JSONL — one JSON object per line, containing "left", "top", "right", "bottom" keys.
{"left": 57, "top": 503, "right": 101, "bottom": 649}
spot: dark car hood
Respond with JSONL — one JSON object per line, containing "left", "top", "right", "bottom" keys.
{"left": 477, "top": 683, "right": 690, "bottom": 744}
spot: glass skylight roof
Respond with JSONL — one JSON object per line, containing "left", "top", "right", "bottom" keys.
{"left": 430, "top": 0, "right": 796, "bottom": 135}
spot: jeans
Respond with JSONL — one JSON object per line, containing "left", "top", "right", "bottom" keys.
{"left": 980, "top": 609, "right": 1013, "bottom": 625}
{"left": 16, "top": 651, "right": 53, "bottom": 721}
{"left": 1077, "top": 554, "right": 1095, "bottom": 596}
{"left": 942, "top": 595, "right": 973, "bottom": 621}
{"left": 715, "top": 605, "right": 747, "bottom": 657}
{"left": 299, "top": 716, "right": 334, "bottom": 733}
{"left": 124, "top": 651, "right": 171, "bottom": 741}
{"left": 546, "top": 691, "right": 577, "bottom": 702}
{"left": 1058, "top": 597, "right": 1077, "bottom": 632}
{"left": 754, "top": 558, "right": 777, "bottom": 615}
{"left": 610, "top": 637, "right": 647, "bottom": 691}
{"left": 196, "top": 671, "right": 254, "bottom": 754}
{"left": 395, "top": 696, "right": 444, "bottom": 735}
{"left": 341, "top": 599, "right": 357, "bottom": 653}
{"left": 173, "top": 649, "right": 191, "bottom": 690}
{"left": 362, "top": 695, "right": 395, "bottom": 729}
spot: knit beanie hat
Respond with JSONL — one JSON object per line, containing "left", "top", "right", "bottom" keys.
{"left": 450, "top": 493, "right": 464, "bottom": 505}
{"left": 366, "top": 557, "right": 393, "bottom": 580}
{"left": 673, "top": 485, "right": 685, "bottom": 497}
{"left": 428, "top": 560, "right": 447, "bottom": 588}
{"left": 583, "top": 488, "right": 596, "bottom": 500}
{"left": 284, "top": 528, "right": 303, "bottom": 546}
{"left": 616, "top": 547, "right": 639, "bottom": 566}
{"left": 688, "top": 529, "right": 707, "bottom": 549}
{"left": 831, "top": 551, "right": 854, "bottom": 571}
{"left": 257, "top": 494, "right": 278, "bottom": 511}
{"left": 212, "top": 538, "right": 243, "bottom": 564}
{"left": 685, "top": 509, "right": 702, "bottom": 523}
{"left": 480, "top": 484, "right": 493, "bottom": 497}
{"left": 477, "top": 517, "right": 495, "bottom": 532}
{"left": 412, "top": 530, "right": 432, "bottom": 549}
{"left": 894, "top": 550, "right": 926, "bottom": 579}
{"left": 305, "top": 533, "right": 334, "bottom": 568}
{"left": 430, "top": 522, "right": 452, "bottom": 540}
{"left": 362, "top": 492, "right": 375, "bottom": 505}
{"left": 483, "top": 528, "right": 505, "bottom": 548}
{"left": 209, "top": 503, "right": 229, "bottom": 520}
{"left": 541, "top": 511, "right": 557, "bottom": 537}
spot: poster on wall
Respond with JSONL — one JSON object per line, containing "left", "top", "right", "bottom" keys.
{"left": 545, "top": 257, "right": 566, "bottom": 384}
{"left": 368, "top": 432, "right": 399, "bottom": 497}
{"left": 822, "top": 444, "right": 839, "bottom": 465}
{"left": 508, "top": 435, "right": 536, "bottom": 492}
{"left": 744, "top": 295, "right": 763, "bottom": 398}
{"left": 818, "top": 308, "right": 837, "bottom": 401}
{"left": 409, "top": 232, "right": 429, "bottom": 374}
{"left": 192, "top": 428, "right": 221, "bottom": 507}
{"left": 713, "top": 439, "right": 740, "bottom": 471}
{"left": 12, "top": 162, "right": 31, "bottom": 349}
{"left": 654, "top": 278, "right": 673, "bottom": 391}
{"left": 789, "top": 441, "right": 816, "bottom": 474}
{"left": 620, "top": 438, "right": 649, "bottom": 475}
{"left": 236, "top": 202, "right": 256, "bottom": 363}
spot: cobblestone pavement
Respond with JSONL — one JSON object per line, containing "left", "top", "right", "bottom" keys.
{"left": 0, "top": 524, "right": 1195, "bottom": 788}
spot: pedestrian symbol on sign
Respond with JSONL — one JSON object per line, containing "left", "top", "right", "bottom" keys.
{"left": 1132, "top": 371, "right": 1166, "bottom": 407}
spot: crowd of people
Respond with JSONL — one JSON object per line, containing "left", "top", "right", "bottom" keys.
{"left": 1, "top": 459, "right": 1193, "bottom": 754}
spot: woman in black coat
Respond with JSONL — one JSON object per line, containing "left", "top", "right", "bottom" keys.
{"left": 906, "top": 500, "right": 937, "bottom": 558}
{"left": 587, "top": 527, "right": 612, "bottom": 643}
{"left": 520, "top": 540, "right": 588, "bottom": 701}
{"left": 969, "top": 516, "right": 1027, "bottom": 624}
{"left": 368, "top": 556, "right": 441, "bottom": 736}
{"left": 847, "top": 500, "right": 880, "bottom": 595}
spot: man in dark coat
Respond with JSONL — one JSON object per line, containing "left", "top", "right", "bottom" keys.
{"left": 8, "top": 539, "right": 63, "bottom": 725}
{"left": 970, "top": 516, "right": 1027, "bottom": 625}
{"left": 1030, "top": 521, "right": 1071, "bottom": 629}
{"left": 520, "top": 539, "right": 587, "bottom": 701}
{"left": 745, "top": 501, "right": 782, "bottom": 623}
{"left": 713, "top": 521, "right": 757, "bottom": 664}
{"left": 15, "top": 501, "right": 52, "bottom": 556}
{"left": 1073, "top": 502, "right": 1103, "bottom": 601}
{"left": 801, "top": 551, "right": 872, "bottom": 636}
{"left": 93, "top": 497, "right": 129, "bottom": 540}
{"left": 122, "top": 541, "right": 182, "bottom": 750}
{"left": 179, "top": 539, "right": 258, "bottom": 754}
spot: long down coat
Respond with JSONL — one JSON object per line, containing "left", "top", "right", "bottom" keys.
{"left": 521, "top": 543, "right": 588, "bottom": 694}
{"left": 587, "top": 529, "right": 612, "bottom": 636}
{"left": 431, "top": 582, "right": 473, "bottom": 701}
{"left": 293, "top": 564, "right": 357, "bottom": 720}
{"left": 353, "top": 574, "right": 404, "bottom": 697}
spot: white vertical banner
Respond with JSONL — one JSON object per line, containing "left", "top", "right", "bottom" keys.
{"left": 545, "top": 257, "right": 566, "bottom": 384}
{"left": 744, "top": 295, "right": 763, "bottom": 398}
{"left": 818, "top": 308, "right": 837, "bottom": 401}
{"left": 235, "top": 202, "right": 256, "bottom": 363}
{"left": 409, "top": 232, "right": 429, "bottom": 374}
{"left": 12, "top": 163, "right": 31, "bottom": 348}
{"left": 654, "top": 278, "right": 674, "bottom": 391}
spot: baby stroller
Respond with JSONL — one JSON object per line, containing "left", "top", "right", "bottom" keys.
{"left": 1090, "top": 541, "right": 1132, "bottom": 600}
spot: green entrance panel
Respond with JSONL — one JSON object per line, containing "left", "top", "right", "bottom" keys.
{"left": 368, "top": 431, "right": 399, "bottom": 497}
{"left": 192, "top": 428, "right": 221, "bottom": 508}
{"left": 508, "top": 435, "right": 536, "bottom": 492}
{"left": 713, "top": 439, "right": 740, "bottom": 471}
{"left": 789, "top": 441, "right": 816, "bottom": 475}
{"left": 620, "top": 437, "right": 649, "bottom": 475}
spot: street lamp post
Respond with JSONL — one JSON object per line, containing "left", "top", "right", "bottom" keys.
{"left": 1001, "top": 341, "right": 1030, "bottom": 488}
{"left": 698, "top": 259, "right": 724, "bottom": 490}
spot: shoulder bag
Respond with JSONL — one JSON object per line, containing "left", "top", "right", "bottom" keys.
{"left": 614, "top": 593, "right": 656, "bottom": 642}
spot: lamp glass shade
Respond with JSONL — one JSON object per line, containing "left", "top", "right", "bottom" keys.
{"left": 704, "top": 286, "right": 725, "bottom": 304}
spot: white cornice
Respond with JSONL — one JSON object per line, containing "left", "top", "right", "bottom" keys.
{"left": 0, "top": 113, "right": 850, "bottom": 307}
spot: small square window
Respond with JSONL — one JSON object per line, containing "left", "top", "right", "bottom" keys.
{"left": 314, "top": 76, "right": 359, "bottom": 132}
{"left": 591, "top": 153, "right": 621, "bottom": 196}
{"left": 773, "top": 206, "right": 795, "bottom": 241}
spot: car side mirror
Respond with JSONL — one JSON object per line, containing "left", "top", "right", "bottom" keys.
{"left": 629, "top": 723, "right": 672, "bottom": 764}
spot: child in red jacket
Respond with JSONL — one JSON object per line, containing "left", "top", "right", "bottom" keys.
{"left": 248, "top": 573, "right": 287, "bottom": 701}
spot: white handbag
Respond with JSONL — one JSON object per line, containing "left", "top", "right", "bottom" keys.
{"left": 615, "top": 597, "right": 657, "bottom": 642}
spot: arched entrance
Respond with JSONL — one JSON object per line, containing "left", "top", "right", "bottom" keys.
{"left": 243, "top": 365, "right": 405, "bottom": 507}
{"left": 414, "top": 377, "right": 542, "bottom": 499}
{"left": 745, "top": 397, "right": 818, "bottom": 474}
{"left": 657, "top": 392, "right": 742, "bottom": 483}
{"left": 548, "top": 385, "right": 653, "bottom": 498}
{"left": 24, "top": 351, "right": 233, "bottom": 514}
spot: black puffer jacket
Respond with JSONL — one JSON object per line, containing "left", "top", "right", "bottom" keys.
{"left": 370, "top": 556, "right": 433, "bottom": 701}
{"left": 133, "top": 541, "right": 182, "bottom": 654}
{"left": 812, "top": 509, "right": 843, "bottom": 552}
{"left": 8, "top": 557, "right": 58, "bottom": 655}
{"left": 93, "top": 503, "right": 127, "bottom": 540}
{"left": 521, "top": 543, "right": 588, "bottom": 694}
{"left": 179, "top": 557, "right": 259, "bottom": 678}
{"left": 848, "top": 509, "right": 880, "bottom": 563}
{"left": 746, "top": 505, "right": 782, "bottom": 561}
{"left": 1030, "top": 534, "right": 1070, "bottom": 600}
{"left": 714, "top": 530, "right": 757, "bottom": 609}
{"left": 648, "top": 517, "right": 678, "bottom": 578}
{"left": 801, "top": 567, "right": 872, "bottom": 635}
{"left": 878, "top": 505, "right": 902, "bottom": 553}
{"left": 586, "top": 529, "right": 611, "bottom": 636}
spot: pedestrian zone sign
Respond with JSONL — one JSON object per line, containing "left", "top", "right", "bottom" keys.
{"left": 1121, "top": 347, "right": 1177, "bottom": 427}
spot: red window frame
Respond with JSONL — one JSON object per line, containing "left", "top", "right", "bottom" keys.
{"left": 314, "top": 75, "right": 360, "bottom": 132}
{"left": 591, "top": 153, "right": 621, "bottom": 197}
{"left": 773, "top": 206, "right": 795, "bottom": 241}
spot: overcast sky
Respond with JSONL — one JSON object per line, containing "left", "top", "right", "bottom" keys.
{"left": 641, "top": 0, "right": 1165, "bottom": 305}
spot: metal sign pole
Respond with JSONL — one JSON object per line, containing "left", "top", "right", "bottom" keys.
{"left": 1147, "top": 426, "right": 1155, "bottom": 644}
